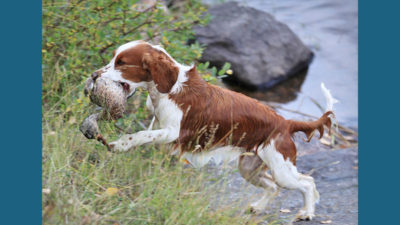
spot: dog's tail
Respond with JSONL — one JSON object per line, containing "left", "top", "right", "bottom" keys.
{"left": 288, "top": 83, "right": 338, "bottom": 141}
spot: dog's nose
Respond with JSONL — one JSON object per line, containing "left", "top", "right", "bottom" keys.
{"left": 91, "top": 72, "right": 99, "bottom": 81}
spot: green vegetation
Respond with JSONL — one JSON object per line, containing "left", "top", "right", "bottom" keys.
{"left": 42, "top": 0, "right": 259, "bottom": 224}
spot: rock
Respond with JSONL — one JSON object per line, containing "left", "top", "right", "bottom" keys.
{"left": 193, "top": 2, "right": 314, "bottom": 89}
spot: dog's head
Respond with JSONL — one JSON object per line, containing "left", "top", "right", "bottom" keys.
{"left": 87, "top": 40, "right": 182, "bottom": 96}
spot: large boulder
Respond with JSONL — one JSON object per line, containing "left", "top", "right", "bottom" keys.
{"left": 193, "top": 2, "right": 313, "bottom": 89}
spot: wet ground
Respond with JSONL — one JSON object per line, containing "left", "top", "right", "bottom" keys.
{"left": 206, "top": 138, "right": 358, "bottom": 225}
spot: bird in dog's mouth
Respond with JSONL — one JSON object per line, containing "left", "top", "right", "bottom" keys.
{"left": 84, "top": 76, "right": 134, "bottom": 99}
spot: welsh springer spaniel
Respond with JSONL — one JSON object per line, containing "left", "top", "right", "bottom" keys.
{"left": 88, "top": 40, "right": 337, "bottom": 221}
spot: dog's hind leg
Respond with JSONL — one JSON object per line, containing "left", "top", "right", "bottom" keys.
{"left": 257, "top": 136, "right": 319, "bottom": 221}
{"left": 239, "top": 154, "right": 279, "bottom": 213}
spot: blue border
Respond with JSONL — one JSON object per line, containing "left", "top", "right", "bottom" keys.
{"left": 0, "top": 0, "right": 399, "bottom": 224}
{"left": 360, "top": 0, "right": 400, "bottom": 224}
{"left": 0, "top": 1, "right": 41, "bottom": 224}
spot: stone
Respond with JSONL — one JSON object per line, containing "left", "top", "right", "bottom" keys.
{"left": 193, "top": 2, "right": 314, "bottom": 89}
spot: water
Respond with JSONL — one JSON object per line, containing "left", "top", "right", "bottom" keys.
{"left": 204, "top": 0, "right": 358, "bottom": 128}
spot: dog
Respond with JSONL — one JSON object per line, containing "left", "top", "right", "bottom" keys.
{"left": 86, "top": 40, "right": 337, "bottom": 220}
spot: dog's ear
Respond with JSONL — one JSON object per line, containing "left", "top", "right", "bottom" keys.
{"left": 142, "top": 51, "right": 178, "bottom": 93}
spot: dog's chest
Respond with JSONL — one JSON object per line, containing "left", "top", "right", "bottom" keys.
{"left": 148, "top": 90, "right": 183, "bottom": 129}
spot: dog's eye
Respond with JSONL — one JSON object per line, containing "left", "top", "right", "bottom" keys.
{"left": 116, "top": 59, "right": 125, "bottom": 66}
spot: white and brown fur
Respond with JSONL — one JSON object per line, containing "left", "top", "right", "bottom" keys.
{"left": 88, "top": 40, "right": 337, "bottom": 220}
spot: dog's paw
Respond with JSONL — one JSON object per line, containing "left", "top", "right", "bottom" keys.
{"left": 109, "top": 139, "right": 130, "bottom": 152}
{"left": 295, "top": 209, "right": 315, "bottom": 221}
{"left": 109, "top": 134, "right": 136, "bottom": 152}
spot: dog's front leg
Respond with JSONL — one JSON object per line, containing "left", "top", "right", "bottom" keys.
{"left": 109, "top": 127, "right": 179, "bottom": 152}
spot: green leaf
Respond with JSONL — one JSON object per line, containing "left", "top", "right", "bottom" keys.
{"left": 218, "top": 62, "right": 231, "bottom": 76}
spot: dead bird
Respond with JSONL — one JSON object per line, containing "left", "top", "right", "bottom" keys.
{"left": 80, "top": 76, "right": 129, "bottom": 150}
{"left": 84, "top": 76, "right": 129, "bottom": 120}
{"left": 79, "top": 113, "right": 112, "bottom": 151}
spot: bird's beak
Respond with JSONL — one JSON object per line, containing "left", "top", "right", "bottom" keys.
{"left": 84, "top": 77, "right": 94, "bottom": 96}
